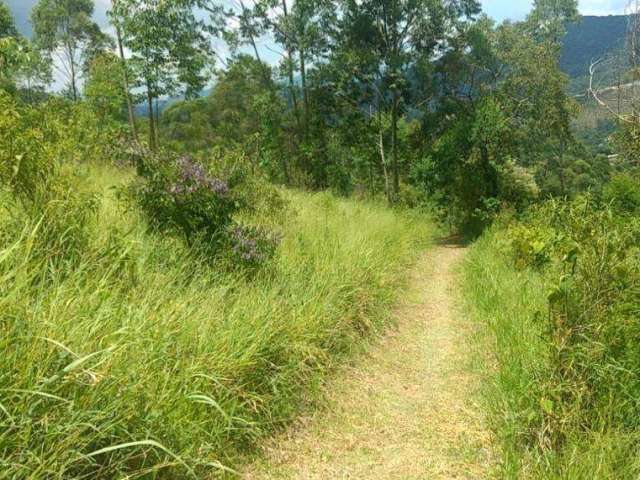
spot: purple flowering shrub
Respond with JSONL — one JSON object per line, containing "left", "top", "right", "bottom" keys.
{"left": 229, "top": 224, "right": 281, "bottom": 268}
{"left": 131, "top": 153, "right": 282, "bottom": 267}
{"left": 132, "top": 154, "right": 237, "bottom": 253}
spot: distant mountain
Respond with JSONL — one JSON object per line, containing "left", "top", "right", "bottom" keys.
{"left": 560, "top": 15, "right": 629, "bottom": 79}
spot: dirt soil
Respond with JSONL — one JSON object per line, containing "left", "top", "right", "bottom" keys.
{"left": 243, "top": 243, "right": 492, "bottom": 479}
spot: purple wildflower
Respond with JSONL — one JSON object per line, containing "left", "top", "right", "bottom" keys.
{"left": 169, "top": 156, "right": 229, "bottom": 198}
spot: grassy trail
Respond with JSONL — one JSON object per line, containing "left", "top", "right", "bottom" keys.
{"left": 243, "top": 242, "right": 491, "bottom": 479}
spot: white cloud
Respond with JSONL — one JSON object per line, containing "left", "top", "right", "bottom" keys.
{"left": 579, "top": 0, "right": 629, "bottom": 16}
{"left": 480, "top": 0, "right": 628, "bottom": 21}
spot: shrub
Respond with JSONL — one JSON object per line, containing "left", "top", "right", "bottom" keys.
{"left": 500, "top": 221, "right": 555, "bottom": 269}
{"left": 602, "top": 172, "right": 640, "bottom": 214}
{"left": 540, "top": 198, "right": 640, "bottom": 446}
{"left": 131, "top": 154, "right": 236, "bottom": 253}
{"left": 229, "top": 223, "right": 281, "bottom": 270}
{"left": 0, "top": 92, "right": 99, "bottom": 265}
{"left": 130, "top": 151, "right": 286, "bottom": 269}
{"left": 468, "top": 195, "right": 640, "bottom": 477}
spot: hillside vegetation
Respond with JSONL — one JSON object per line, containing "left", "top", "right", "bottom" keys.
{"left": 3, "top": 0, "right": 640, "bottom": 478}
{"left": 1, "top": 160, "right": 429, "bottom": 477}
{"left": 464, "top": 185, "right": 640, "bottom": 478}
{"left": 561, "top": 15, "right": 628, "bottom": 79}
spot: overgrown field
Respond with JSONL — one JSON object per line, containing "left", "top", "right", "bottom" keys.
{"left": 0, "top": 165, "right": 430, "bottom": 478}
{"left": 464, "top": 190, "right": 640, "bottom": 479}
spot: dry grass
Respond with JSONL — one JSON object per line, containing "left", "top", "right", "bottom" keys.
{"left": 243, "top": 243, "right": 492, "bottom": 479}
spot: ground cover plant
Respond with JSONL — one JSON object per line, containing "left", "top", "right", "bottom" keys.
{"left": 464, "top": 185, "right": 640, "bottom": 478}
{"left": 0, "top": 156, "right": 429, "bottom": 477}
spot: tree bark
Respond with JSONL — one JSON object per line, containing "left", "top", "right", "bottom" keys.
{"left": 239, "top": 0, "right": 263, "bottom": 64}
{"left": 146, "top": 82, "right": 156, "bottom": 151}
{"left": 115, "top": 21, "right": 139, "bottom": 145}
{"left": 155, "top": 96, "right": 160, "bottom": 148}
{"left": 390, "top": 92, "right": 400, "bottom": 202}
{"left": 67, "top": 43, "right": 78, "bottom": 101}
{"left": 281, "top": 0, "right": 301, "bottom": 132}
{"left": 378, "top": 110, "right": 391, "bottom": 204}
{"left": 299, "top": 47, "right": 310, "bottom": 136}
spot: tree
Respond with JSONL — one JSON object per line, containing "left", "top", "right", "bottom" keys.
{"left": 0, "top": 1, "right": 18, "bottom": 38}
{"left": 527, "top": 0, "right": 578, "bottom": 42}
{"left": 15, "top": 41, "right": 52, "bottom": 103}
{"left": 333, "top": 0, "right": 480, "bottom": 202}
{"left": 31, "top": 0, "right": 104, "bottom": 101}
{"left": 282, "top": 0, "right": 334, "bottom": 136}
{"left": 114, "top": 0, "right": 212, "bottom": 151}
{"left": 84, "top": 52, "right": 127, "bottom": 123}
{"left": 411, "top": 3, "right": 582, "bottom": 233}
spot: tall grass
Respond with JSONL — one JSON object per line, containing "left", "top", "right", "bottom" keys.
{"left": 464, "top": 221, "right": 640, "bottom": 479}
{"left": 0, "top": 165, "right": 430, "bottom": 478}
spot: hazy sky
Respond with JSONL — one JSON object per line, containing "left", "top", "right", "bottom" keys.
{"left": 5, "top": 0, "right": 631, "bottom": 90}
{"left": 7, "top": 0, "right": 632, "bottom": 37}
{"left": 480, "top": 0, "right": 629, "bottom": 21}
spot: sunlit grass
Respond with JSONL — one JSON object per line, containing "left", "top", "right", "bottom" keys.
{"left": 464, "top": 229, "right": 640, "bottom": 479}
{"left": 0, "top": 165, "right": 431, "bottom": 478}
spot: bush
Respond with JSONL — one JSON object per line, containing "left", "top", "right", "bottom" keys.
{"left": 0, "top": 92, "right": 100, "bottom": 265}
{"left": 228, "top": 223, "right": 281, "bottom": 270}
{"left": 602, "top": 172, "right": 640, "bottom": 214}
{"left": 130, "top": 151, "right": 287, "bottom": 269}
{"left": 467, "top": 195, "right": 640, "bottom": 477}
{"left": 131, "top": 154, "right": 236, "bottom": 252}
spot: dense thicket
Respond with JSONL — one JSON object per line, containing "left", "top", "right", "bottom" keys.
{"left": 461, "top": 3, "right": 640, "bottom": 475}
{"left": 465, "top": 179, "right": 640, "bottom": 477}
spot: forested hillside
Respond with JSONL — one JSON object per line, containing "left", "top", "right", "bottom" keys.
{"left": 560, "top": 14, "right": 628, "bottom": 78}
{"left": 1, "top": 0, "right": 640, "bottom": 478}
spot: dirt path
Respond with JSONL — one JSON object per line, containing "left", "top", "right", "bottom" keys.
{"left": 243, "top": 243, "right": 491, "bottom": 479}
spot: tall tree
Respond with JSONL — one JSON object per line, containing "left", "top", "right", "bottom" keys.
{"left": 108, "top": 0, "right": 138, "bottom": 145}
{"left": 0, "top": 1, "right": 18, "bottom": 38}
{"left": 115, "top": 0, "right": 212, "bottom": 151}
{"left": 334, "top": 0, "right": 480, "bottom": 202}
{"left": 84, "top": 51, "right": 128, "bottom": 123}
{"left": 16, "top": 42, "right": 52, "bottom": 103}
{"left": 31, "top": 0, "right": 103, "bottom": 101}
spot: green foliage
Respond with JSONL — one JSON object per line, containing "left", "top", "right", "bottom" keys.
{"left": 561, "top": 15, "right": 628, "bottom": 78}
{"left": 0, "top": 0, "right": 17, "bottom": 38}
{"left": 113, "top": 0, "right": 212, "bottom": 150}
{"left": 160, "top": 55, "right": 289, "bottom": 175}
{"left": 130, "top": 154, "right": 237, "bottom": 254}
{"left": 0, "top": 169, "right": 430, "bottom": 477}
{"left": 129, "top": 148, "right": 287, "bottom": 268}
{"left": 83, "top": 52, "right": 127, "bottom": 123}
{"left": 31, "top": 0, "right": 104, "bottom": 101}
{"left": 602, "top": 172, "right": 640, "bottom": 215}
{"left": 0, "top": 91, "right": 101, "bottom": 265}
{"left": 466, "top": 193, "right": 640, "bottom": 477}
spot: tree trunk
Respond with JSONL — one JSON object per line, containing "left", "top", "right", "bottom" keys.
{"left": 68, "top": 44, "right": 78, "bottom": 102}
{"left": 299, "top": 47, "right": 310, "bottom": 136}
{"left": 239, "top": 0, "right": 263, "bottom": 65}
{"left": 390, "top": 93, "right": 400, "bottom": 202}
{"left": 155, "top": 97, "right": 160, "bottom": 148}
{"left": 146, "top": 83, "right": 156, "bottom": 151}
{"left": 557, "top": 138, "right": 566, "bottom": 196}
{"left": 281, "top": 0, "right": 301, "bottom": 132}
{"left": 378, "top": 110, "right": 392, "bottom": 204}
{"left": 115, "top": 21, "right": 139, "bottom": 145}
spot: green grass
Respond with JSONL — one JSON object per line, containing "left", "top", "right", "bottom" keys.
{"left": 0, "top": 164, "right": 431, "bottom": 479}
{"left": 463, "top": 228, "right": 640, "bottom": 479}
